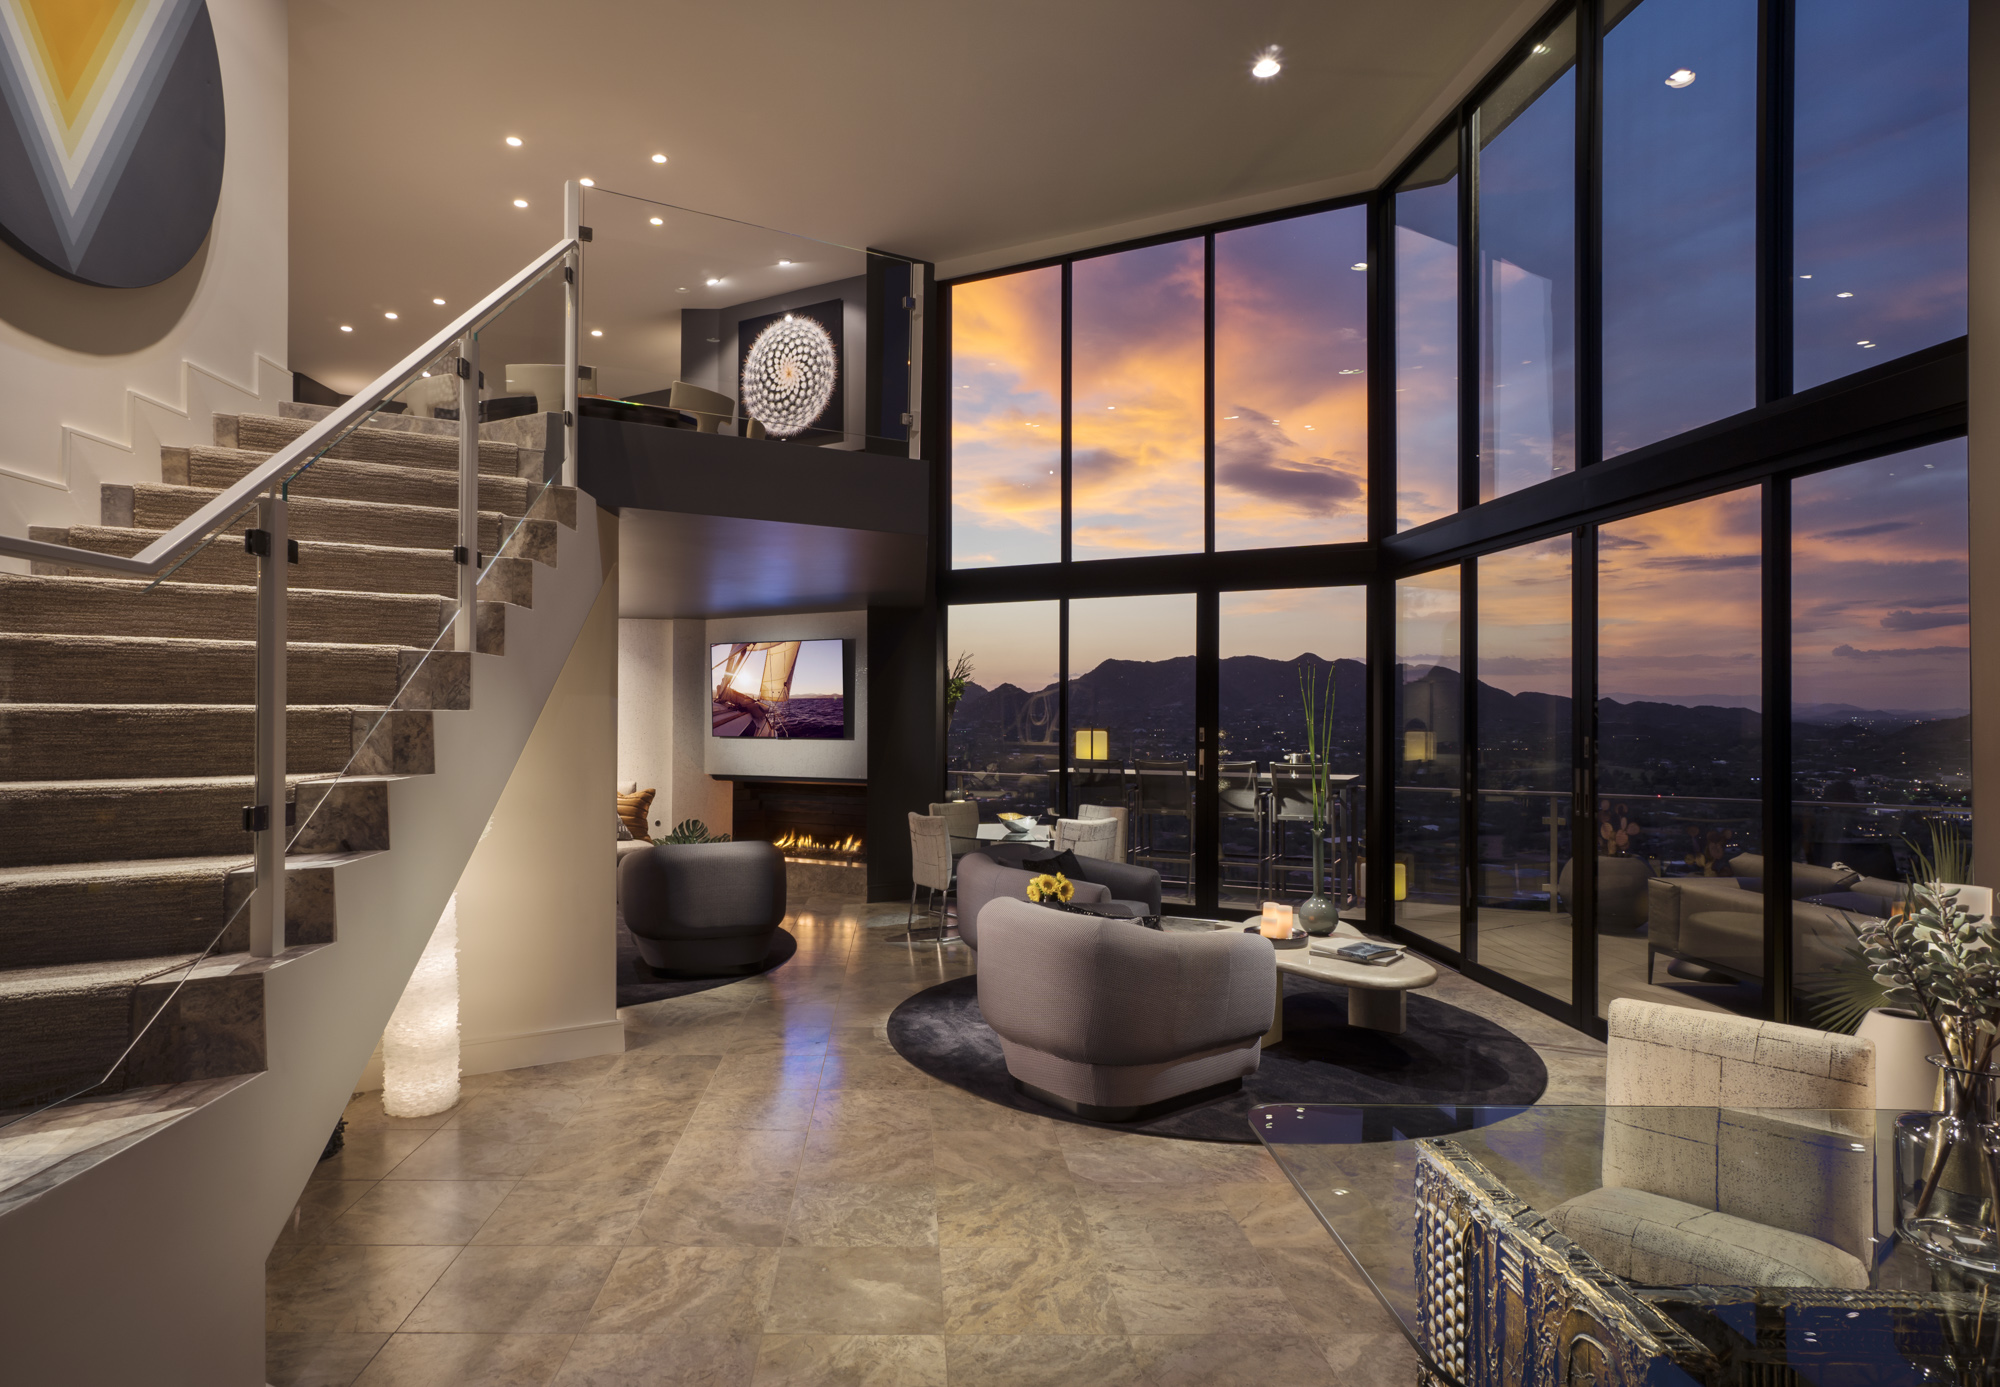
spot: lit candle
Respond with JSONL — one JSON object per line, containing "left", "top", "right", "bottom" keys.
{"left": 1259, "top": 902, "right": 1294, "bottom": 939}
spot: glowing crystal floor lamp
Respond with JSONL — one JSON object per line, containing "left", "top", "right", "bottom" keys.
{"left": 383, "top": 894, "right": 461, "bottom": 1117}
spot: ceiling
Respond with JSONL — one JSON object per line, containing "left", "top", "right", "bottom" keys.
{"left": 288, "top": 0, "right": 1542, "bottom": 393}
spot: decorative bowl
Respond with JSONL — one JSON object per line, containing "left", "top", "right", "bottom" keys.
{"left": 1244, "top": 923, "right": 1309, "bottom": 950}
{"left": 997, "top": 813, "right": 1033, "bottom": 835}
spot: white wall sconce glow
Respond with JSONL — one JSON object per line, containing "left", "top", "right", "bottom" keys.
{"left": 1836, "top": 291, "right": 1854, "bottom": 298}
{"left": 433, "top": 297, "right": 446, "bottom": 305}
{"left": 1664, "top": 68, "right": 1696, "bottom": 88}
{"left": 705, "top": 277, "right": 722, "bottom": 285}
{"left": 512, "top": 198, "right": 528, "bottom": 208}
{"left": 339, "top": 324, "right": 352, "bottom": 332}
{"left": 504, "top": 135, "right": 522, "bottom": 147}
{"left": 382, "top": 895, "right": 460, "bottom": 1118}
{"left": 1250, "top": 46, "right": 1282, "bottom": 79}
{"left": 650, "top": 217, "right": 663, "bottom": 226}
{"left": 590, "top": 328, "right": 603, "bottom": 337}
{"left": 651, "top": 153, "right": 667, "bottom": 164}
{"left": 384, "top": 311, "right": 397, "bottom": 320}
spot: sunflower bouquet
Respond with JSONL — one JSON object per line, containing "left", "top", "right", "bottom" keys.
{"left": 1025, "top": 873, "right": 1074, "bottom": 906}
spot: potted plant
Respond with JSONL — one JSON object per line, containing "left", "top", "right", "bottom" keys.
{"left": 945, "top": 653, "right": 974, "bottom": 725}
{"left": 1294, "top": 661, "right": 1339, "bottom": 936}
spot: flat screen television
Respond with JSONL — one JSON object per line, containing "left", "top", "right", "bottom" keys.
{"left": 711, "top": 639, "right": 849, "bottom": 739}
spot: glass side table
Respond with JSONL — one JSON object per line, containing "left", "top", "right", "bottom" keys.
{"left": 1251, "top": 1104, "right": 1998, "bottom": 1387}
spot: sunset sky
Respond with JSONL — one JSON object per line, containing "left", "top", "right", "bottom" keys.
{"left": 944, "top": 0, "right": 1966, "bottom": 719}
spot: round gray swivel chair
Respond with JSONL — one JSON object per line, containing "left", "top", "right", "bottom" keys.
{"left": 619, "top": 841, "right": 786, "bottom": 976}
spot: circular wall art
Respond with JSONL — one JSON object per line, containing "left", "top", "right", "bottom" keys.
{"left": 741, "top": 312, "right": 839, "bottom": 438}
{"left": 0, "top": 0, "right": 226, "bottom": 287}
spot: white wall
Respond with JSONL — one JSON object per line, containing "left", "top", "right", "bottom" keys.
{"left": 617, "top": 616, "right": 731, "bottom": 837}
{"left": 706, "top": 610, "right": 867, "bottom": 782}
{"left": 456, "top": 572, "right": 624, "bottom": 1075}
{"left": 0, "top": 0, "right": 290, "bottom": 559}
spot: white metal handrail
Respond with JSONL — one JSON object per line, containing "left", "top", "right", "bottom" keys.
{"left": 0, "top": 232, "right": 580, "bottom": 576}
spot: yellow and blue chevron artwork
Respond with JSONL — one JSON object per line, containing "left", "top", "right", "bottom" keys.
{"left": 0, "top": 0, "right": 224, "bottom": 287}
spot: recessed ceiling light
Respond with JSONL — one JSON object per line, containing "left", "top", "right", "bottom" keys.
{"left": 590, "top": 329, "right": 603, "bottom": 337}
{"left": 1836, "top": 291, "right": 1854, "bottom": 298}
{"left": 706, "top": 277, "right": 722, "bottom": 285}
{"left": 1858, "top": 340, "right": 1875, "bottom": 347}
{"left": 650, "top": 217, "right": 663, "bottom": 226}
{"left": 513, "top": 198, "right": 528, "bottom": 208}
{"left": 339, "top": 324, "right": 353, "bottom": 332}
{"left": 651, "top": 153, "right": 667, "bottom": 164}
{"left": 433, "top": 297, "right": 446, "bottom": 305}
{"left": 384, "top": 311, "right": 398, "bottom": 320}
{"left": 1798, "top": 274, "right": 1812, "bottom": 279}
{"left": 421, "top": 371, "right": 430, "bottom": 377}
{"left": 578, "top": 177, "right": 594, "bottom": 187}
{"left": 778, "top": 260, "right": 792, "bottom": 266}
{"left": 1665, "top": 68, "right": 1696, "bottom": 88}
{"left": 1250, "top": 46, "right": 1282, "bottom": 79}
{"left": 505, "top": 135, "right": 522, "bottom": 147}
{"left": 1533, "top": 43, "right": 1549, "bottom": 55}
{"left": 1350, "top": 262, "right": 1367, "bottom": 271}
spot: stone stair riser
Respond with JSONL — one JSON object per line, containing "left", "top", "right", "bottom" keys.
{"left": 165, "top": 447, "right": 540, "bottom": 516}
{"left": 110, "top": 484, "right": 518, "bottom": 556}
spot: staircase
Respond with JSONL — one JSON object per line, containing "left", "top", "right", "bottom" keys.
{"left": 0, "top": 404, "right": 610, "bottom": 1384}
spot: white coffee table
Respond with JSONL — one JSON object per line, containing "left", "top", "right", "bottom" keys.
{"left": 1168, "top": 918, "right": 1438, "bottom": 1039}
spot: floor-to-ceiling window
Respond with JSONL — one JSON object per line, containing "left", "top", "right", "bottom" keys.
{"left": 942, "top": 0, "right": 1969, "bottom": 1037}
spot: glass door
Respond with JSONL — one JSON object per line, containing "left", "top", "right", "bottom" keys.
{"left": 1394, "top": 569, "right": 1465, "bottom": 953}
{"left": 1216, "top": 588, "right": 1367, "bottom": 917}
{"left": 1473, "top": 538, "right": 1574, "bottom": 1004}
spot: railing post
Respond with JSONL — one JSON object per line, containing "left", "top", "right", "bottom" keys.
{"left": 251, "top": 486, "right": 288, "bottom": 958}
{"left": 455, "top": 333, "right": 480, "bottom": 653}
{"left": 563, "top": 179, "right": 581, "bottom": 488}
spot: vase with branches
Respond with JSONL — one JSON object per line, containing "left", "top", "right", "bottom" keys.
{"left": 1294, "top": 661, "right": 1339, "bottom": 936}
{"left": 945, "top": 653, "right": 974, "bottom": 725}
{"left": 1857, "top": 824, "right": 2000, "bottom": 1264}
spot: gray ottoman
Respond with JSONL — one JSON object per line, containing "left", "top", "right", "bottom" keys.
{"left": 619, "top": 841, "right": 787, "bottom": 976}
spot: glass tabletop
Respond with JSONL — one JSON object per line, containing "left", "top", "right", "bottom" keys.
{"left": 1252, "top": 1104, "right": 1998, "bottom": 1387}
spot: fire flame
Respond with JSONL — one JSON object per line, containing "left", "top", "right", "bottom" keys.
{"left": 772, "top": 830, "right": 863, "bottom": 857}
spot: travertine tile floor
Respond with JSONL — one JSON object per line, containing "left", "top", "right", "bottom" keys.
{"left": 267, "top": 898, "right": 1604, "bottom": 1386}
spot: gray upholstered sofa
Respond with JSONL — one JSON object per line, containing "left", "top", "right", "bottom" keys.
{"left": 975, "top": 896, "right": 1275, "bottom": 1120}
{"left": 1645, "top": 852, "right": 1901, "bottom": 985}
{"left": 619, "top": 841, "right": 786, "bottom": 976}
{"left": 954, "top": 845, "right": 1162, "bottom": 951}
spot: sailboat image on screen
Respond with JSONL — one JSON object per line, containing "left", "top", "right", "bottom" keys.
{"left": 711, "top": 640, "right": 848, "bottom": 739}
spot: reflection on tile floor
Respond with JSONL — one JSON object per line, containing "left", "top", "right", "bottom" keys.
{"left": 268, "top": 898, "right": 1604, "bottom": 1386}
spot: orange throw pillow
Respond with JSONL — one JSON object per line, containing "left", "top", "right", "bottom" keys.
{"left": 617, "top": 788, "right": 655, "bottom": 840}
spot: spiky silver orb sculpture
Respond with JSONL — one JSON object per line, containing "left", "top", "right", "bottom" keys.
{"left": 741, "top": 312, "right": 838, "bottom": 438}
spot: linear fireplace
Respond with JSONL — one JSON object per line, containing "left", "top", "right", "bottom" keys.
{"left": 731, "top": 778, "right": 868, "bottom": 862}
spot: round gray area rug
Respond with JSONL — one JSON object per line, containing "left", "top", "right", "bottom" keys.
{"left": 886, "top": 972, "right": 1548, "bottom": 1143}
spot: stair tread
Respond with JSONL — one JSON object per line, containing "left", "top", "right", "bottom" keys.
{"left": 0, "top": 1074, "right": 258, "bottom": 1214}
{"left": 0, "top": 952, "right": 215, "bottom": 999}
{"left": 0, "top": 849, "right": 382, "bottom": 887}
{"left": 129, "top": 482, "right": 515, "bottom": 526}
{"left": 0, "top": 772, "right": 408, "bottom": 791}
{"left": 52, "top": 526, "right": 476, "bottom": 564}
{"left": 174, "top": 448, "right": 558, "bottom": 514}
